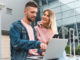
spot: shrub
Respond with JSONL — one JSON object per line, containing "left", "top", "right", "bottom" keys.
{"left": 76, "top": 44, "right": 80, "bottom": 55}
{"left": 65, "top": 45, "right": 70, "bottom": 54}
{"left": 65, "top": 44, "right": 80, "bottom": 55}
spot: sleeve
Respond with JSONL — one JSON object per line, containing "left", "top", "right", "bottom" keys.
{"left": 37, "top": 48, "right": 42, "bottom": 56}
{"left": 9, "top": 25, "right": 41, "bottom": 51}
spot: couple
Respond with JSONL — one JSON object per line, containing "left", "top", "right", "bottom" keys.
{"left": 9, "top": 1, "right": 65, "bottom": 60}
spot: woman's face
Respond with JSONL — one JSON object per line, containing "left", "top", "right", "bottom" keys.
{"left": 42, "top": 11, "right": 50, "bottom": 24}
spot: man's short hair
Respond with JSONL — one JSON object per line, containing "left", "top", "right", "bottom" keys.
{"left": 25, "top": 1, "right": 38, "bottom": 8}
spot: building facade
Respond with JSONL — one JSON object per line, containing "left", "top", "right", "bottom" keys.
{"left": 34, "top": 0, "right": 80, "bottom": 44}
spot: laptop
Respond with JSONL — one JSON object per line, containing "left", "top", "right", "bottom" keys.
{"left": 27, "top": 38, "right": 68, "bottom": 60}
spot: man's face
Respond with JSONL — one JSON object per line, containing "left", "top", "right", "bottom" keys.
{"left": 24, "top": 7, "right": 38, "bottom": 22}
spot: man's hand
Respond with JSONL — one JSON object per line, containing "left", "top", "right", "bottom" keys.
{"left": 40, "top": 43, "right": 47, "bottom": 51}
{"left": 42, "top": 52, "right": 45, "bottom": 56}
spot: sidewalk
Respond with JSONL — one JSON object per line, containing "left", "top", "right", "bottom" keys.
{"left": 66, "top": 56, "right": 80, "bottom": 60}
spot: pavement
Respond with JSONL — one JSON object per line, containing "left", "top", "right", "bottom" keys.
{"left": 66, "top": 56, "right": 80, "bottom": 60}
{"left": 0, "top": 56, "right": 80, "bottom": 60}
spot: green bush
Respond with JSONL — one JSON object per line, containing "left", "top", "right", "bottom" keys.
{"left": 65, "top": 45, "right": 70, "bottom": 54}
{"left": 76, "top": 44, "right": 80, "bottom": 55}
{"left": 65, "top": 44, "right": 80, "bottom": 55}
{"left": 65, "top": 45, "right": 73, "bottom": 54}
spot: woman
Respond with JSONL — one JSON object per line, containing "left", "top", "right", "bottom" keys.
{"left": 28, "top": 9, "right": 58, "bottom": 56}
{"left": 35, "top": 9, "right": 58, "bottom": 55}
{"left": 35, "top": 9, "right": 67, "bottom": 60}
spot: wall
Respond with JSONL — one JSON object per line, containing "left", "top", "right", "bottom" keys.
{"left": 0, "top": 9, "right": 2, "bottom": 59}
{"left": 0, "top": 0, "right": 33, "bottom": 59}
{"left": 1, "top": 0, "right": 33, "bottom": 31}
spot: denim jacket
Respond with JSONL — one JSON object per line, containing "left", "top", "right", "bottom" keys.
{"left": 9, "top": 20, "right": 42, "bottom": 60}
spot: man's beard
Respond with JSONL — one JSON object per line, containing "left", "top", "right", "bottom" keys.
{"left": 27, "top": 15, "right": 34, "bottom": 22}
{"left": 28, "top": 17, "right": 32, "bottom": 22}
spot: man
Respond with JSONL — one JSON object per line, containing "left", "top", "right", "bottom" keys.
{"left": 9, "top": 1, "right": 47, "bottom": 60}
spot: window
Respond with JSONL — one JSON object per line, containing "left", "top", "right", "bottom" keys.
{"left": 6, "top": 8, "right": 12, "bottom": 15}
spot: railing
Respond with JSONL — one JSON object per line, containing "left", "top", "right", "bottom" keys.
{"left": 69, "top": 28, "right": 75, "bottom": 57}
{"left": 69, "top": 28, "right": 80, "bottom": 57}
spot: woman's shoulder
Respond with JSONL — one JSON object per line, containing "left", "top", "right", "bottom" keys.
{"left": 34, "top": 25, "right": 38, "bottom": 30}
{"left": 37, "top": 21, "right": 42, "bottom": 26}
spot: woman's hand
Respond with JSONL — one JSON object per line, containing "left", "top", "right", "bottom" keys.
{"left": 46, "top": 38, "right": 50, "bottom": 45}
{"left": 40, "top": 43, "right": 47, "bottom": 51}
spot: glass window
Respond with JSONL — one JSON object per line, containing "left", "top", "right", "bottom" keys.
{"left": 42, "top": 5, "right": 48, "bottom": 11}
{"left": 48, "top": 0, "right": 58, "bottom": 3}
{"left": 73, "top": 1, "right": 80, "bottom": 8}
{"left": 52, "top": 7, "right": 61, "bottom": 13}
{"left": 76, "top": 15, "right": 80, "bottom": 22}
{"left": 56, "top": 13, "right": 62, "bottom": 20}
{"left": 42, "top": 0, "right": 47, "bottom": 5}
{"left": 49, "top": 0, "right": 60, "bottom": 8}
{"left": 75, "top": 7, "right": 80, "bottom": 15}
{"left": 62, "top": 16, "right": 76, "bottom": 25}
{"left": 59, "top": 0, "right": 75, "bottom": 5}
{"left": 56, "top": 20, "right": 62, "bottom": 27}
{"left": 6, "top": 8, "right": 12, "bottom": 15}
{"left": 61, "top": 2, "right": 74, "bottom": 12}
{"left": 62, "top": 9, "right": 74, "bottom": 18}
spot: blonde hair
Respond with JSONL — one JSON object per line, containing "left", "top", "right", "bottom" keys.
{"left": 43, "top": 9, "right": 58, "bottom": 35}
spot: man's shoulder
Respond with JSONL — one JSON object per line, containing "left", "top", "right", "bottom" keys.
{"left": 12, "top": 20, "right": 21, "bottom": 26}
{"left": 10, "top": 20, "right": 24, "bottom": 32}
{"left": 11, "top": 20, "right": 24, "bottom": 29}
